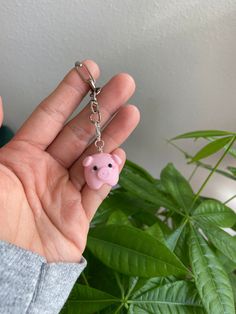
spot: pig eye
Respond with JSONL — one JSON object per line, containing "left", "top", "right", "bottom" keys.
{"left": 108, "top": 163, "right": 112, "bottom": 168}
{"left": 93, "top": 166, "right": 98, "bottom": 171}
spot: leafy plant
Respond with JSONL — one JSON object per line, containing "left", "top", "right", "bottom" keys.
{"left": 62, "top": 130, "right": 236, "bottom": 314}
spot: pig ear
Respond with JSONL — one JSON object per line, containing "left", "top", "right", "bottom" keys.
{"left": 83, "top": 156, "right": 93, "bottom": 167}
{"left": 112, "top": 154, "right": 122, "bottom": 165}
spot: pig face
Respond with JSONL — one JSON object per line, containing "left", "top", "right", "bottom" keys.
{"left": 82, "top": 153, "right": 122, "bottom": 190}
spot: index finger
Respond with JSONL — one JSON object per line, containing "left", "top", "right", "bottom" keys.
{"left": 14, "top": 60, "right": 100, "bottom": 149}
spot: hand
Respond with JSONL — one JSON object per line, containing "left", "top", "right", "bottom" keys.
{"left": 0, "top": 60, "right": 140, "bottom": 262}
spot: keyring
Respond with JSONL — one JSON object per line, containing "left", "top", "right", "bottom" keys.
{"left": 75, "top": 61, "right": 122, "bottom": 190}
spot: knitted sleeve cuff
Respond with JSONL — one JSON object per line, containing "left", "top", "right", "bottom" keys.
{"left": 0, "top": 240, "right": 87, "bottom": 314}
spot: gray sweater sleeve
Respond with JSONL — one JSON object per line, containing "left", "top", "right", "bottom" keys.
{"left": 0, "top": 240, "right": 87, "bottom": 314}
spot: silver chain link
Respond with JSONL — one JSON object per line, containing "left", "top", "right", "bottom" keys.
{"left": 75, "top": 61, "right": 104, "bottom": 153}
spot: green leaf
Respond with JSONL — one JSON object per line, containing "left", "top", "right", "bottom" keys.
{"left": 206, "top": 137, "right": 236, "bottom": 162}
{"left": 82, "top": 250, "right": 121, "bottom": 297}
{"left": 92, "top": 189, "right": 157, "bottom": 226}
{"left": 130, "top": 277, "right": 172, "bottom": 299}
{"left": 87, "top": 225, "right": 188, "bottom": 278}
{"left": 107, "top": 210, "right": 133, "bottom": 226}
{"left": 132, "top": 211, "right": 172, "bottom": 235}
{"left": 215, "top": 249, "right": 236, "bottom": 274}
{"left": 201, "top": 225, "right": 236, "bottom": 263}
{"left": 124, "top": 160, "right": 156, "bottom": 183}
{"left": 160, "top": 163, "right": 195, "bottom": 212}
{"left": 233, "top": 223, "right": 236, "bottom": 231}
{"left": 128, "top": 280, "right": 204, "bottom": 314}
{"left": 131, "top": 211, "right": 159, "bottom": 227}
{"left": 189, "top": 226, "right": 235, "bottom": 314}
{"left": 229, "top": 273, "right": 236, "bottom": 303}
{"left": 192, "top": 200, "right": 236, "bottom": 227}
{"left": 166, "top": 223, "right": 186, "bottom": 251}
{"left": 155, "top": 218, "right": 172, "bottom": 236}
{"left": 144, "top": 222, "right": 165, "bottom": 243}
{"left": 172, "top": 130, "right": 235, "bottom": 140}
{"left": 167, "top": 223, "right": 190, "bottom": 266}
{"left": 132, "top": 276, "right": 181, "bottom": 300}
{"left": 227, "top": 166, "right": 236, "bottom": 177}
{"left": 190, "top": 136, "right": 233, "bottom": 163}
{"left": 62, "top": 284, "right": 119, "bottom": 314}
{"left": 128, "top": 307, "right": 146, "bottom": 314}
{"left": 98, "top": 304, "right": 121, "bottom": 313}
{"left": 127, "top": 277, "right": 140, "bottom": 298}
{"left": 119, "top": 162, "right": 178, "bottom": 211}
{"left": 228, "top": 146, "right": 236, "bottom": 160}
{"left": 168, "top": 141, "right": 236, "bottom": 180}
{"left": 92, "top": 206, "right": 115, "bottom": 227}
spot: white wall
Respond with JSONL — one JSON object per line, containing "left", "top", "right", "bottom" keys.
{"left": 1, "top": 0, "right": 236, "bottom": 206}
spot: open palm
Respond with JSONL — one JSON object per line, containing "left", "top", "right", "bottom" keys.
{"left": 0, "top": 60, "right": 140, "bottom": 262}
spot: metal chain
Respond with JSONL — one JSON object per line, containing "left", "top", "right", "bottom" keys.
{"left": 75, "top": 61, "right": 104, "bottom": 153}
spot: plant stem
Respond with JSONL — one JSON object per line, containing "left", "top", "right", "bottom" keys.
{"left": 168, "top": 140, "right": 236, "bottom": 180}
{"left": 114, "top": 303, "right": 124, "bottom": 314}
{"left": 114, "top": 272, "right": 125, "bottom": 299}
{"left": 190, "top": 136, "right": 236, "bottom": 211}
{"left": 125, "top": 277, "right": 139, "bottom": 301}
{"left": 224, "top": 194, "right": 236, "bottom": 205}
{"left": 167, "top": 140, "right": 190, "bottom": 159}
{"left": 188, "top": 164, "right": 199, "bottom": 182}
{"left": 81, "top": 272, "right": 89, "bottom": 287}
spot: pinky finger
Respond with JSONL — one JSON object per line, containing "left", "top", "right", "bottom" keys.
{"left": 81, "top": 147, "right": 126, "bottom": 221}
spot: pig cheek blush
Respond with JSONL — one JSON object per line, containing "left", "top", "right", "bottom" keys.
{"left": 75, "top": 61, "right": 123, "bottom": 190}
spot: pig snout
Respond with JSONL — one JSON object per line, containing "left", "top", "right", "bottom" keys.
{"left": 97, "top": 167, "right": 110, "bottom": 180}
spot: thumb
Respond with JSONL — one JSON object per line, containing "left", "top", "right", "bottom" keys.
{"left": 0, "top": 96, "right": 4, "bottom": 127}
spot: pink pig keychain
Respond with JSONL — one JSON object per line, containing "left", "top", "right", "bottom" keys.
{"left": 75, "top": 61, "right": 122, "bottom": 190}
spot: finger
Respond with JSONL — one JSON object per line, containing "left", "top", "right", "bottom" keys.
{"left": 14, "top": 60, "right": 100, "bottom": 149}
{"left": 46, "top": 73, "right": 135, "bottom": 168}
{"left": 81, "top": 148, "right": 126, "bottom": 221}
{"left": 69, "top": 104, "right": 140, "bottom": 189}
{"left": 0, "top": 96, "right": 4, "bottom": 127}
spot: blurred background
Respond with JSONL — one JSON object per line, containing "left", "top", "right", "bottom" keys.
{"left": 1, "top": 0, "right": 236, "bottom": 210}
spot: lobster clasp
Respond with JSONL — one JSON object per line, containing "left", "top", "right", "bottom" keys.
{"left": 75, "top": 61, "right": 96, "bottom": 91}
